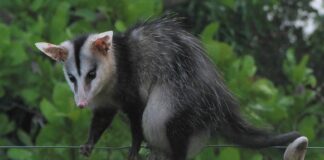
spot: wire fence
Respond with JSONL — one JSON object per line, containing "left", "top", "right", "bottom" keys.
{"left": 0, "top": 145, "right": 323, "bottom": 150}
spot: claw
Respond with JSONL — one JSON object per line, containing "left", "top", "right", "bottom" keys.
{"left": 128, "top": 148, "right": 140, "bottom": 160}
{"left": 80, "top": 144, "right": 94, "bottom": 157}
{"left": 128, "top": 156, "right": 139, "bottom": 160}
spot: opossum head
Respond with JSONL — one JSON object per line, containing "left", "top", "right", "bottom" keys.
{"left": 35, "top": 31, "right": 116, "bottom": 108}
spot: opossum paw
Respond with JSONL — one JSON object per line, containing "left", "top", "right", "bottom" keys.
{"left": 128, "top": 149, "right": 140, "bottom": 160}
{"left": 80, "top": 144, "right": 94, "bottom": 157}
{"left": 128, "top": 155, "right": 139, "bottom": 160}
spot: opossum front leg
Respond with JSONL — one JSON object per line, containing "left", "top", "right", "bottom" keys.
{"left": 124, "top": 106, "right": 144, "bottom": 160}
{"left": 80, "top": 107, "right": 117, "bottom": 157}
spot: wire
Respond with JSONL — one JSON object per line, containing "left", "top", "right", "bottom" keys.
{"left": 0, "top": 145, "right": 323, "bottom": 150}
{"left": 0, "top": 146, "right": 130, "bottom": 150}
{"left": 205, "top": 144, "right": 324, "bottom": 149}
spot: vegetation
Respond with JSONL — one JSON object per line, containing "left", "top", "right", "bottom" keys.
{"left": 0, "top": 0, "right": 323, "bottom": 159}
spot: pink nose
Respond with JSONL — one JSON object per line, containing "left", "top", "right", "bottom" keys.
{"left": 77, "top": 100, "right": 88, "bottom": 108}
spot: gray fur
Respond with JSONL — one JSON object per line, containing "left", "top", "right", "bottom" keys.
{"left": 61, "top": 33, "right": 116, "bottom": 109}
{"left": 142, "top": 85, "right": 173, "bottom": 153}
{"left": 118, "top": 16, "right": 299, "bottom": 159}
{"left": 284, "top": 136, "right": 308, "bottom": 160}
{"left": 36, "top": 16, "right": 300, "bottom": 160}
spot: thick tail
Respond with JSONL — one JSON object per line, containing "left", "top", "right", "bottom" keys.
{"left": 220, "top": 112, "right": 301, "bottom": 148}
{"left": 284, "top": 136, "right": 308, "bottom": 160}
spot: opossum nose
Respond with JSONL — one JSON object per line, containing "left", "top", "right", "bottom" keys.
{"left": 77, "top": 100, "right": 88, "bottom": 108}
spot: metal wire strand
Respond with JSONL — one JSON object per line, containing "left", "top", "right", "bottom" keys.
{"left": 0, "top": 145, "right": 323, "bottom": 150}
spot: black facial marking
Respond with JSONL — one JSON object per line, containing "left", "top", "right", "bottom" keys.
{"left": 67, "top": 73, "right": 78, "bottom": 92}
{"left": 67, "top": 73, "right": 76, "bottom": 83}
{"left": 73, "top": 35, "right": 89, "bottom": 76}
{"left": 87, "top": 66, "right": 97, "bottom": 81}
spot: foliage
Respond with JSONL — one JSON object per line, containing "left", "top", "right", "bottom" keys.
{"left": 0, "top": 0, "right": 323, "bottom": 159}
{"left": 199, "top": 22, "right": 323, "bottom": 160}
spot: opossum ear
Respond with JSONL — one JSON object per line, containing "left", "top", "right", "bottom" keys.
{"left": 91, "top": 31, "right": 113, "bottom": 55}
{"left": 35, "top": 42, "right": 68, "bottom": 61}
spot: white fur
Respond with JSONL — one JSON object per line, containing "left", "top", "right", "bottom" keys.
{"left": 284, "top": 136, "right": 308, "bottom": 160}
{"left": 35, "top": 31, "right": 115, "bottom": 110}
{"left": 82, "top": 34, "right": 96, "bottom": 57}
{"left": 86, "top": 31, "right": 113, "bottom": 50}
{"left": 35, "top": 42, "right": 64, "bottom": 60}
{"left": 61, "top": 41, "right": 77, "bottom": 100}
{"left": 60, "top": 41, "right": 74, "bottom": 60}
{"left": 142, "top": 85, "right": 173, "bottom": 153}
{"left": 97, "top": 31, "right": 113, "bottom": 40}
{"left": 78, "top": 33, "right": 116, "bottom": 109}
{"left": 142, "top": 85, "right": 210, "bottom": 157}
{"left": 35, "top": 42, "right": 50, "bottom": 52}
{"left": 139, "top": 81, "right": 151, "bottom": 103}
{"left": 187, "top": 129, "right": 210, "bottom": 158}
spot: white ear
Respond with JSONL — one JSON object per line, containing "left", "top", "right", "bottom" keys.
{"left": 97, "top": 31, "right": 113, "bottom": 40}
{"left": 93, "top": 31, "right": 113, "bottom": 44}
{"left": 90, "top": 31, "right": 113, "bottom": 55}
{"left": 35, "top": 42, "right": 68, "bottom": 61}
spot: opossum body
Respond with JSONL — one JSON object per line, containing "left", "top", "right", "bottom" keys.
{"left": 35, "top": 16, "right": 300, "bottom": 160}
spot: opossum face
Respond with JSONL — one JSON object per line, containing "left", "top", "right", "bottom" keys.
{"left": 35, "top": 31, "right": 115, "bottom": 108}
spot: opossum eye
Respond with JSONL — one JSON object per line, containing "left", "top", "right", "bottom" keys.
{"left": 87, "top": 68, "right": 96, "bottom": 80}
{"left": 68, "top": 73, "right": 76, "bottom": 83}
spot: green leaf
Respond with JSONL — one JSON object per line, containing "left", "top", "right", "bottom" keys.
{"left": 7, "top": 149, "right": 33, "bottom": 160}
{"left": 30, "top": 0, "right": 44, "bottom": 11}
{"left": 205, "top": 41, "right": 235, "bottom": 66}
{"left": 298, "top": 115, "right": 317, "bottom": 141}
{"left": 0, "top": 23, "right": 10, "bottom": 47}
{"left": 306, "top": 76, "right": 317, "bottom": 87}
{"left": 0, "top": 114, "right": 15, "bottom": 136}
{"left": 271, "top": 104, "right": 288, "bottom": 122}
{"left": 283, "top": 49, "right": 314, "bottom": 86}
{"left": 251, "top": 154, "right": 263, "bottom": 160}
{"left": 278, "top": 96, "right": 294, "bottom": 108}
{"left": 36, "top": 124, "right": 60, "bottom": 145}
{"left": 286, "top": 49, "right": 296, "bottom": 64}
{"left": 108, "top": 151, "right": 125, "bottom": 160}
{"left": 220, "top": 0, "right": 236, "bottom": 9}
{"left": 30, "top": 15, "right": 46, "bottom": 35}
{"left": 17, "top": 130, "right": 33, "bottom": 146}
{"left": 293, "top": 55, "right": 309, "bottom": 83}
{"left": 201, "top": 22, "right": 219, "bottom": 41}
{"left": 218, "top": 148, "right": 240, "bottom": 160}
{"left": 0, "top": 86, "right": 5, "bottom": 97}
{"left": 115, "top": 20, "right": 127, "bottom": 32}
{"left": 124, "top": 0, "right": 162, "bottom": 24}
{"left": 50, "top": 2, "right": 70, "bottom": 42}
{"left": 319, "top": 153, "right": 324, "bottom": 160}
{"left": 0, "top": 137, "right": 12, "bottom": 146}
{"left": 69, "top": 19, "right": 93, "bottom": 34}
{"left": 195, "top": 148, "right": 216, "bottom": 159}
{"left": 74, "top": 9, "right": 97, "bottom": 21}
{"left": 20, "top": 88, "right": 39, "bottom": 104}
{"left": 8, "top": 44, "right": 28, "bottom": 65}
{"left": 52, "top": 82, "right": 74, "bottom": 113}
{"left": 40, "top": 99, "right": 58, "bottom": 123}
{"left": 253, "top": 79, "right": 276, "bottom": 97}
{"left": 241, "top": 55, "right": 257, "bottom": 77}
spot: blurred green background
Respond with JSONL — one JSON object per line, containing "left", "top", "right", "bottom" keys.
{"left": 0, "top": 0, "right": 323, "bottom": 159}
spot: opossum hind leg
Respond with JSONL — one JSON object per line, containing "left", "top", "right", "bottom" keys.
{"left": 147, "top": 149, "right": 171, "bottom": 160}
{"left": 142, "top": 86, "right": 174, "bottom": 154}
{"left": 166, "top": 116, "right": 210, "bottom": 160}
